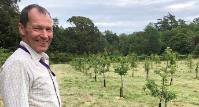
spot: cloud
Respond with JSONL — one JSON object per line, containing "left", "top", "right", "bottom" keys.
{"left": 18, "top": 0, "right": 199, "bottom": 34}
{"left": 165, "top": 1, "right": 197, "bottom": 12}
{"left": 87, "top": 0, "right": 174, "bottom": 7}
{"left": 184, "top": 14, "right": 199, "bottom": 22}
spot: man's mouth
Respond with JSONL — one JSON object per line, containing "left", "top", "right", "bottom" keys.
{"left": 35, "top": 40, "right": 49, "bottom": 46}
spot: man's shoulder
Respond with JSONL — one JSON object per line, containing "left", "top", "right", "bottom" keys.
{"left": 3, "top": 49, "right": 31, "bottom": 67}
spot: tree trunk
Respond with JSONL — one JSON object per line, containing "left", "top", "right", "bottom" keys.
{"left": 103, "top": 73, "right": 106, "bottom": 87}
{"left": 166, "top": 60, "right": 169, "bottom": 68}
{"left": 94, "top": 75, "right": 97, "bottom": 81}
{"left": 89, "top": 73, "right": 92, "bottom": 78}
{"left": 146, "top": 70, "right": 149, "bottom": 80}
{"left": 120, "top": 87, "right": 123, "bottom": 97}
{"left": 159, "top": 98, "right": 162, "bottom": 107}
{"left": 170, "top": 74, "right": 173, "bottom": 85}
{"left": 132, "top": 70, "right": 134, "bottom": 77}
{"left": 104, "top": 79, "right": 106, "bottom": 87}
{"left": 159, "top": 77, "right": 165, "bottom": 107}
{"left": 165, "top": 100, "right": 167, "bottom": 107}
{"left": 120, "top": 75, "right": 124, "bottom": 97}
{"left": 94, "top": 71, "right": 97, "bottom": 81}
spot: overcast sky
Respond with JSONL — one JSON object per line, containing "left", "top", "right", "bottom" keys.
{"left": 18, "top": 0, "right": 199, "bottom": 34}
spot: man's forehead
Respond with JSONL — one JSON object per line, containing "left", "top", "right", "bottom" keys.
{"left": 28, "top": 8, "right": 51, "bottom": 19}
{"left": 29, "top": 8, "right": 47, "bottom": 14}
{"left": 28, "top": 22, "right": 53, "bottom": 27}
{"left": 28, "top": 11, "right": 52, "bottom": 22}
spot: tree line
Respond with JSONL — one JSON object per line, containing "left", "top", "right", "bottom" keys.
{"left": 1, "top": 0, "right": 199, "bottom": 56}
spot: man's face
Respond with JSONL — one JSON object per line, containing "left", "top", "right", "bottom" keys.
{"left": 19, "top": 8, "right": 53, "bottom": 53}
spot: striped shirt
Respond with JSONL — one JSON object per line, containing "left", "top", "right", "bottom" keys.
{"left": 0, "top": 41, "right": 61, "bottom": 107}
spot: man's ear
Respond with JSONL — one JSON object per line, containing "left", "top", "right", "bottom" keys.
{"left": 18, "top": 23, "right": 25, "bottom": 37}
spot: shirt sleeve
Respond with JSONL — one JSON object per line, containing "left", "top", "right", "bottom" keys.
{"left": 0, "top": 60, "right": 30, "bottom": 107}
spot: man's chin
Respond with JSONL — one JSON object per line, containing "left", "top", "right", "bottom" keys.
{"left": 37, "top": 48, "right": 48, "bottom": 53}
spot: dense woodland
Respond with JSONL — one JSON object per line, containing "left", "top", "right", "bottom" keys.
{"left": 1, "top": 0, "right": 199, "bottom": 62}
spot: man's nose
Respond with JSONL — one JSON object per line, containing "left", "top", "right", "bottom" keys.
{"left": 41, "top": 29, "right": 49, "bottom": 38}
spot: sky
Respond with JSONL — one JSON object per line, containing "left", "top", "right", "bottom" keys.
{"left": 18, "top": 0, "right": 199, "bottom": 34}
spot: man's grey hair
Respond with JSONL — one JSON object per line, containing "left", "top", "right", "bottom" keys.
{"left": 20, "top": 4, "right": 51, "bottom": 26}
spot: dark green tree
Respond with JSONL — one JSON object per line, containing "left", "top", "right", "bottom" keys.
{"left": 193, "top": 44, "right": 199, "bottom": 55}
{"left": 169, "top": 33, "right": 192, "bottom": 54}
{"left": 155, "top": 13, "right": 178, "bottom": 31}
{"left": 144, "top": 23, "right": 162, "bottom": 55}
{"left": 104, "top": 30, "right": 119, "bottom": 55}
{"left": 160, "top": 30, "right": 175, "bottom": 51}
{"left": 48, "top": 18, "right": 66, "bottom": 52}
{"left": 118, "top": 33, "right": 129, "bottom": 55}
{"left": 67, "top": 16, "right": 105, "bottom": 54}
{"left": 128, "top": 32, "right": 146, "bottom": 54}
{"left": 0, "top": 0, "right": 20, "bottom": 50}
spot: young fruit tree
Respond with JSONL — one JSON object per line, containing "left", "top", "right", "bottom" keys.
{"left": 144, "top": 67, "right": 176, "bottom": 107}
{"left": 71, "top": 57, "right": 91, "bottom": 77}
{"left": 98, "top": 55, "right": 111, "bottom": 87}
{"left": 186, "top": 54, "right": 193, "bottom": 73}
{"left": 145, "top": 57, "right": 151, "bottom": 80}
{"left": 127, "top": 53, "right": 137, "bottom": 77}
{"left": 70, "top": 58, "right": 84, "bottom": 72}
{"left": 88, "top": 54, "right": 100, "bottom": 81}
{"left": 153, "top": 54, "right": 161, "bottom": 69}
{"left": 195, "top": 62, "right": 199, "bottom": 79}
{"left": 114, "top": 56, "right": 129, "bottom": 97}
{"left": 163, "top": 47, "right": 177, "bottom": 85}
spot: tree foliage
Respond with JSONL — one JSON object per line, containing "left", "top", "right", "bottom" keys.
{"left": 65, "top": 16, "right": 105, "bottom": 54}
{"left": 0, "top": 0, "right": 20, "bottom": 50}
{"left": 1, "top": 5, "right": 199, "bottom": 56}
{"left": 155, "top": 13, "right": 178, "bottom": 31}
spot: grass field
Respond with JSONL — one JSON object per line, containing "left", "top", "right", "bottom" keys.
{"left": 1, "top": 60, "right": 199, "bottom": 107}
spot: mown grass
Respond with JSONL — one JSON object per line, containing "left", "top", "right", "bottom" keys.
{"left": 54, "top": 60, "right": 199, "bottom": 107}
{"left": 1, "top": 60, "right": 199, "bottom": 107}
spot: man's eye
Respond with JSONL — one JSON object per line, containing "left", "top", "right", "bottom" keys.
{"left": 46, "top": 28, "right": 53, "bottom": 32}
{"left": 48, "top": 29, "right": 53, "bottom": 32}
{"left": 33, "top": 27, "right": 42, "bottom": 31}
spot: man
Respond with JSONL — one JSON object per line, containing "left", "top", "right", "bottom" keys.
{"left": 0, "top": 4, "right": 61, "bottom": 107}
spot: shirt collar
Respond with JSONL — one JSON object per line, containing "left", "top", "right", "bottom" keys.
{"left": 19, "top": 41, "right": 49, "bottom": 62}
